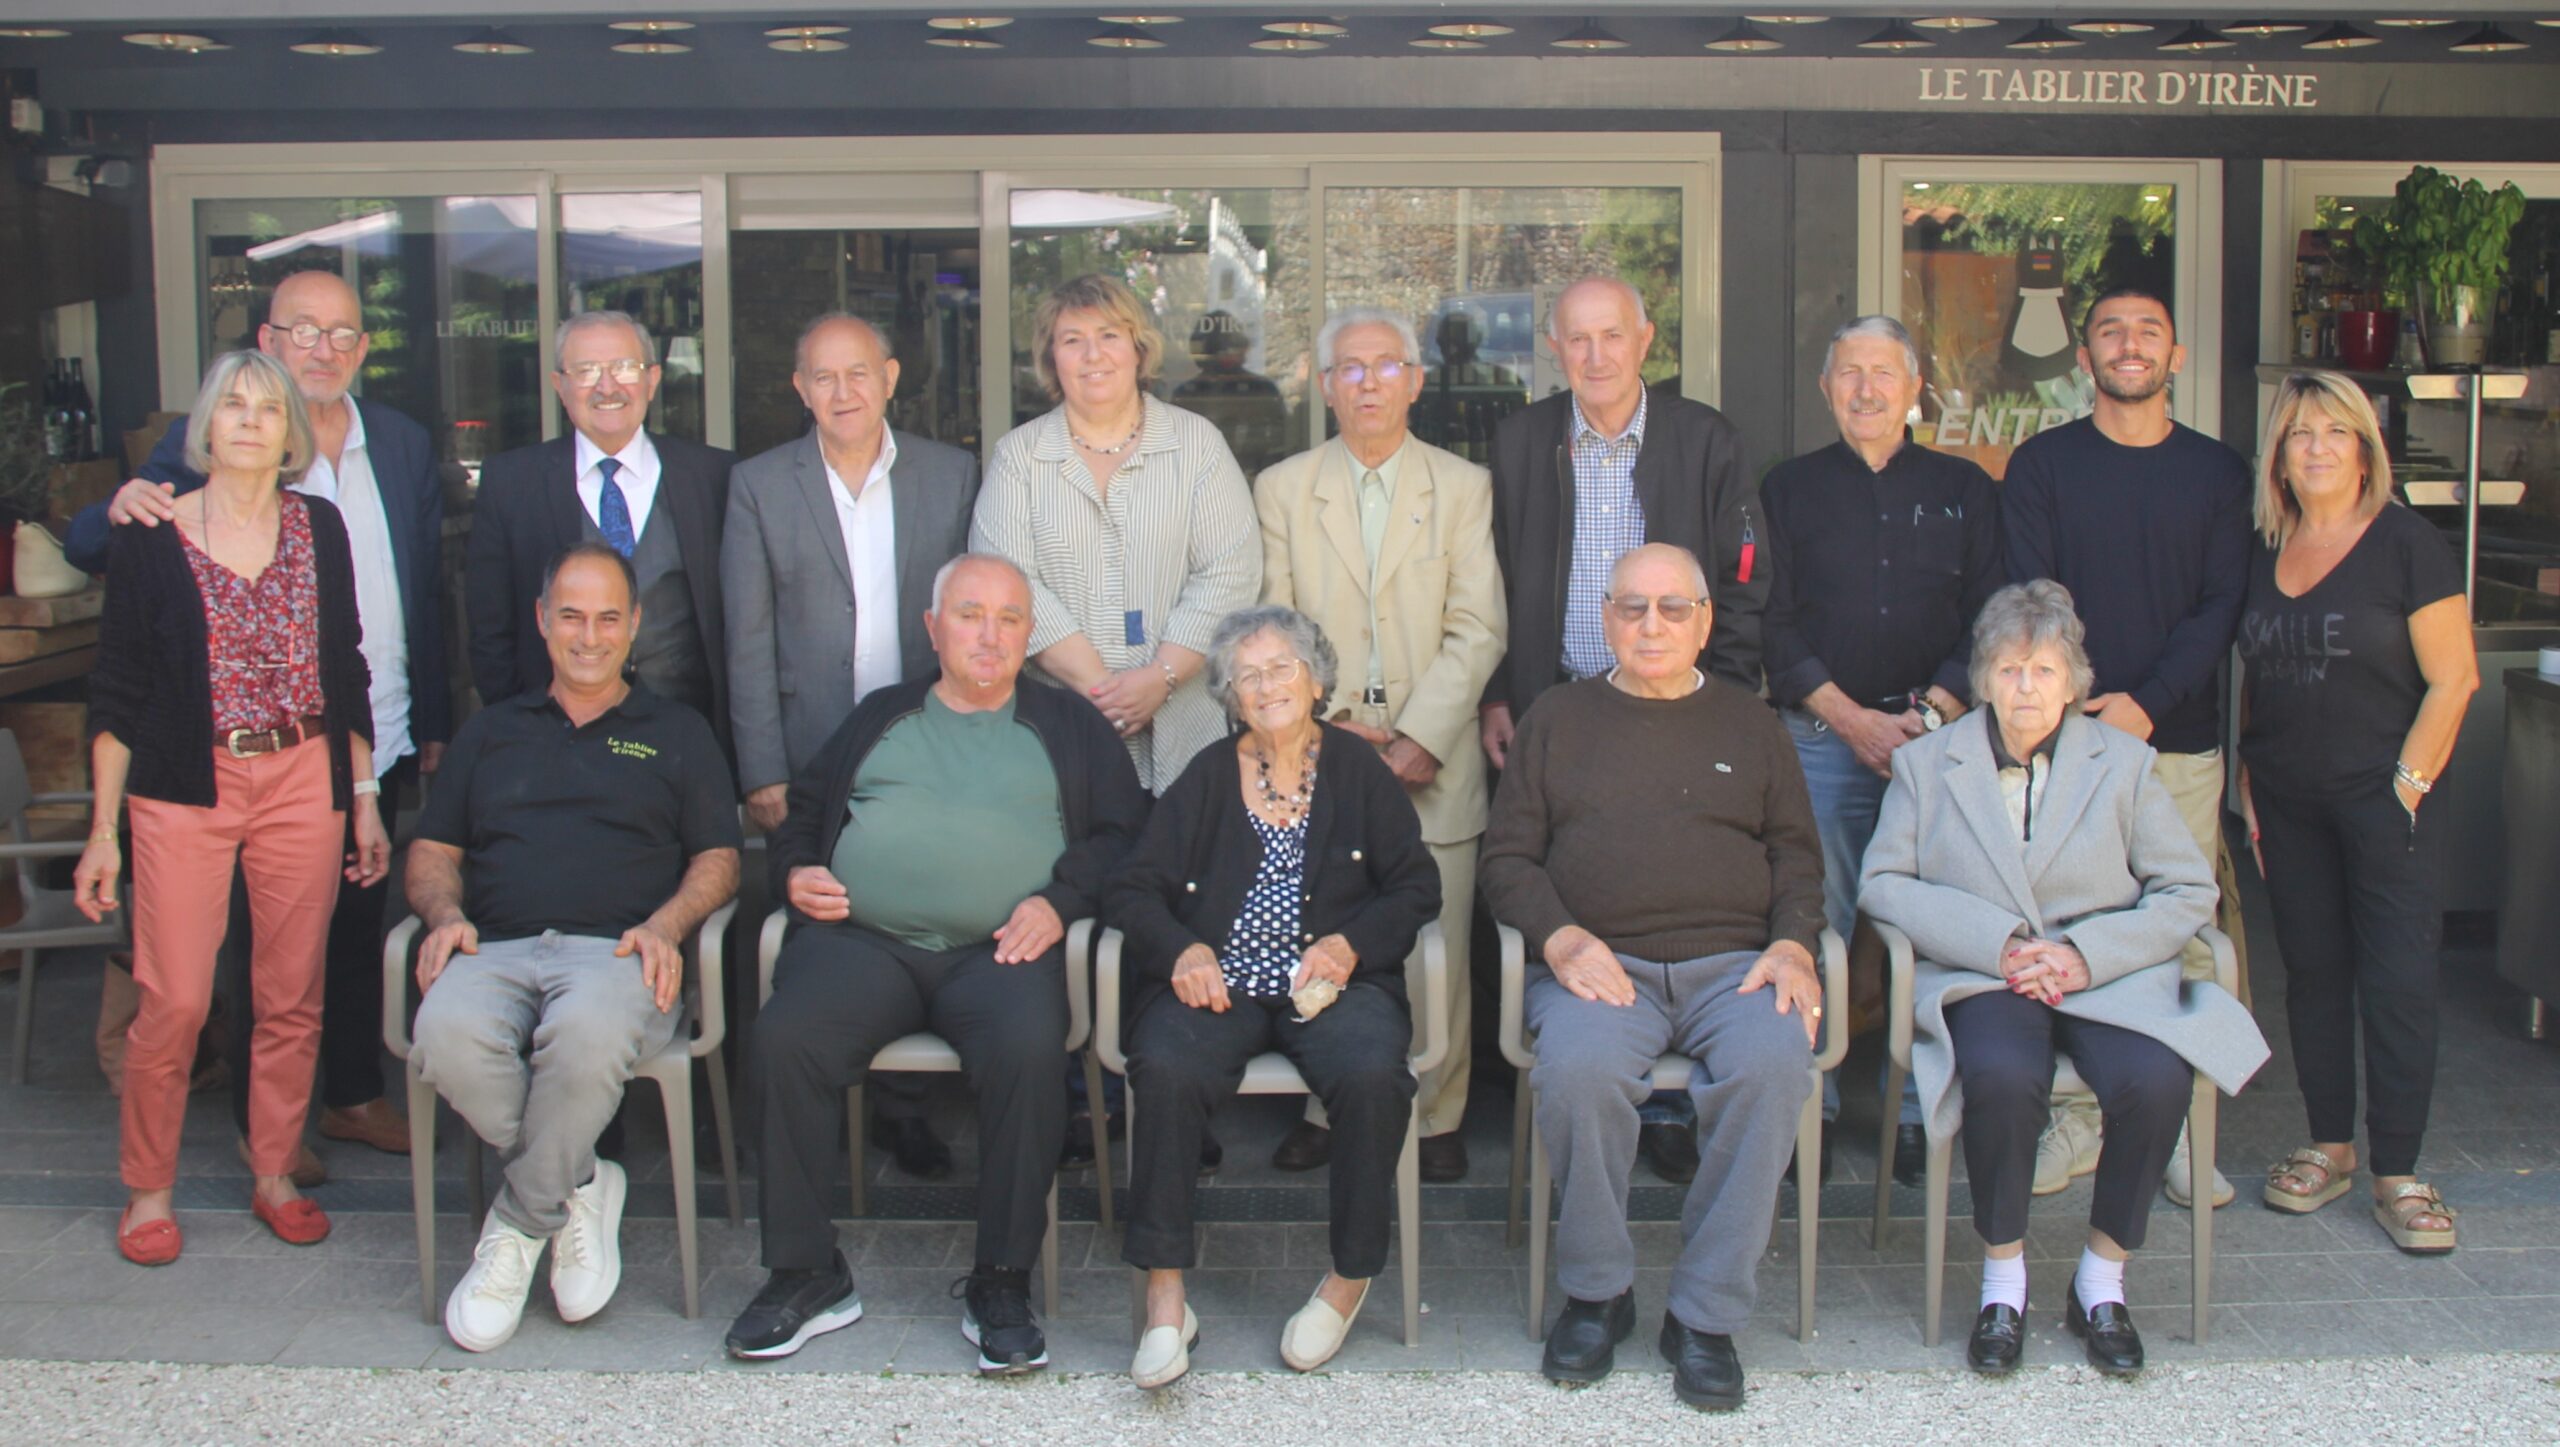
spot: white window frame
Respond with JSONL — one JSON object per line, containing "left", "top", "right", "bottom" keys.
{"left": 1856, "top": 154, "right": 2224, "bottom": 442}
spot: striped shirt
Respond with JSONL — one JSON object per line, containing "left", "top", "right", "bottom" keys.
{"left": 1561, "top": 389, "right": 1650, "bottom": 679}
{"left": 971, "top": 397, "right": 1262, "bottom": 792}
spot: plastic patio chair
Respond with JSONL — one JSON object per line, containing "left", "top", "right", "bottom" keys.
{"left": 0, "top": 729, "right": 127, "bottom": 1085}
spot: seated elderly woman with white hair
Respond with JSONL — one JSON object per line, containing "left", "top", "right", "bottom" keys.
{"left": 1858, "top": 579, "right": 2268, "bottom": 1379}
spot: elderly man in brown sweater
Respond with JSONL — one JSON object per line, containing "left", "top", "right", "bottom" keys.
{"left": 1482, "top": 542, "right": 1826, "bottom": 1413}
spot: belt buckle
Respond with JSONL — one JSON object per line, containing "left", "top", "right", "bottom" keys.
{"left": 1360, "top": 685, "right": 1389, "bottom": 707}
{"left": 226, "top": 728, "right": 256, "bottom": 759}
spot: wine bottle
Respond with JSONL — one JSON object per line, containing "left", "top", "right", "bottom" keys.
{"left": 41, "top": 360, "right": 68, "bottom": 461}
{"left": 67, "top": 359, "right": 95, "bottom": 461}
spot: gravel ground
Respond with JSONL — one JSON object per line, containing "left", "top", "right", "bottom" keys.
{"left": 7, "top": 1355, "right": 2557, "bottom": 1446}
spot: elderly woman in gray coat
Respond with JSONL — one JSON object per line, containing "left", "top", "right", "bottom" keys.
{"left": 1860, "top": 581, "right": 2266, "bottom": 1380}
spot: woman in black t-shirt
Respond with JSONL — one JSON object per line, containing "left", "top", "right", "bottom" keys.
{"left": 2236, "top": 371, "right": 2477, "bottom": 1254}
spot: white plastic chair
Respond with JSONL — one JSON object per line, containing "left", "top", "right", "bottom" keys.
{"left": 0, "top": 729, "right": 126, "bottom": 1084}
{"left": 1497, "top": 923, "right": 1850, "bottom": 1343}
{"left": 383, "top": 902, "right": 742, "bottom": 1322}
{"left": 1094, "top": 920, "right": 1450, "bottom": 1348}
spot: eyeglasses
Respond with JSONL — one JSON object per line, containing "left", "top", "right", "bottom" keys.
{"left": 1328, "top": 360, "right": 1409, "bottom": 387}
{"left": 268, "top": 321, "right": 362, "bottom": 353}
{"left": 1232, "top": 658, "right": 1305, "bottom": 692}
{"left": 1606, "top": 593, "right": 1708, "bottom": 624}
{"left": 559, "top": 358, "right": 651, "bottom": 387}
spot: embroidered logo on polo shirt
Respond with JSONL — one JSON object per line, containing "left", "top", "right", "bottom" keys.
{"left": 608, "top": 738, "right": 658, "bottom": 760}
{"left": 1715, "top": 762, "right": 1733, "bottom": 774}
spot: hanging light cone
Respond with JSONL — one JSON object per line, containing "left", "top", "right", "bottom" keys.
{"left": 1858, "top": 20, "right": 1937, "bottom": 52}
{"left": 1705, "top": 20, "right": 1784, "bottom": 52}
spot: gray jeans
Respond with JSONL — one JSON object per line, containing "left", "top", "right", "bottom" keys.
{"left": 410, "top": 931, "right": 681, "bottom": 1236}
{"left": 1527, "top": 948, "right": 1812, "bottom": 1335}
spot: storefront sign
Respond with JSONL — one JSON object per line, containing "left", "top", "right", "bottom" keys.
{"left": 1918, "top": 66, "right": 2318, "bottom": 110}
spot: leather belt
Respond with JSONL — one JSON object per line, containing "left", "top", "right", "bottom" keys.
{"left": 1357, "top": 685, "right": 1389, "bottom": 707}
{"left": 225, "top": 715, "right": 324, "bottom": 759}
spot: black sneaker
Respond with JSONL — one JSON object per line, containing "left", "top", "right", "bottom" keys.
{"left": 725, "top": 1251, "right": 862, "bottom": 1360}
{"left": 955, "top": 1266, "right": 1048, "bottom": 1375}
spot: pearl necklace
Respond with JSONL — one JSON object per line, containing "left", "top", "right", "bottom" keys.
{"left": 1251, "top": 734, "right": 1321, "bottom": 825}
{"left": 1068, "top": 412, "right": 1143, "bottom": 456}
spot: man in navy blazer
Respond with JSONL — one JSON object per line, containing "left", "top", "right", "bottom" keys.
{"left": 67, "top": 269, "right": 449, "bottom": 1166}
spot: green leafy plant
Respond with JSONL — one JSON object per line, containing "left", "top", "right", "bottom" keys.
{"left": 2351, "top": 165, "right": 2528, "bottom": 308}
{"left": 0, "top": 382, "right": 56, "bottom": 528}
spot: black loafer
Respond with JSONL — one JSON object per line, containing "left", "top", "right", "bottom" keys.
{"left": 1657, "top": 1313, "right": 1745, "bottom": 1411}
{"left": 2064, "top": 1284, "right": 2144, "bottom": 1376}
{"left": 1271, "top": 1121, "right": 1331, "bottom": 1172}
{"left": 1639, "top": 1123, "right": 1700, "bottom": 1184}
{"left": 1199, "top": 1132, "right": 1224, "bottom": 1178}
{"left": 1417, "top": 1132, "right": 1469, "bottom": 1184}
{"left": 1540, "top": 1288, "right": 1635, "bottom": 1383}
{"left": 875, "top": 1115, "right": 954, "bottom": 1180}
{"left": 1966, "top": 1302, "right": 2025, "bottom": 1375}
{"left": 1892, "top": 1124, "right": 1927, "bottom": 1188}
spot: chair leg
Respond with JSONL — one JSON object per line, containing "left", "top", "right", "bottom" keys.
{"left": 11, "top": 947, "right": 36, "bottom": 1086}
{"left": 704, "top": 1045, "right": 742, "bottom": 1229}
{"left": 1084, "top": 1048, "right": 1114, "bottom": 1235}
{"left": 847, "top": 1084, "right": 866, "bottom": 1218}
{"left": 1399, "top": 1103, "right": 1422, "bottom": 1347}
{"left": 2191, "top": 1082, "right": 2217, "bottom": 1344}
{"left": 409, "top": 1065, "right": 440, "bottom": 1324}
{"left": 1922, "top": 1133, "right": 1953, "bottom": 1348}
{"left": 1525, "top": 1088, "right": 1551, "bottom": 1341}
{"left": 1506, "top": 1086, "right": 1530, "bottom": 1249}
{"left": 1795, "top": 1089, "right": 1819, "bottom": 1343}
{"left": 660, "top": 1061, "right": 701, "bottom": 1320}
{"left": 1872, "top": 1059, "right": 1906, "bottom": 1250}
{"left": 1043, "top": 1178, "right": 1062, "bottom": 1321}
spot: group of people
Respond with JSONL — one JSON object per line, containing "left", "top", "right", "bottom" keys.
{"left": 63, "top": 260, "right": 2476, "bottom": 1408}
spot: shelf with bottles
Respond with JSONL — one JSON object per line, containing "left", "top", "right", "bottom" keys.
{"left": 37, "top": 358, "right": 100, "bottom": 465}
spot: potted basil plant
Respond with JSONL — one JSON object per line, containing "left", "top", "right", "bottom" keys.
{"left": 2352, "top": 165, "right": 2528, "bottom": 368}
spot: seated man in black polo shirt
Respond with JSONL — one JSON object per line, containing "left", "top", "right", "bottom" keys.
{"left": 407, "top": 541, "right": 742, "bottom": 1353}
{"left": 726, "top": 553, "right": 1147, "bottom": 1371}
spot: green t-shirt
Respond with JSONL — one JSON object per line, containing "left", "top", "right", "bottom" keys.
{"left": 832, "top": 691, "right": 1066, "bottom": 952}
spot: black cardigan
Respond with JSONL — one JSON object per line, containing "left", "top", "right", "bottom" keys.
{"left": 89, "top": 492, "right": 373, "bottom": 811}
{"left": 1105, "top": 722, "right": 1441, "bottom": 1020}
{"left": 768, "top": 673, "right": 1151, "bottom": 929}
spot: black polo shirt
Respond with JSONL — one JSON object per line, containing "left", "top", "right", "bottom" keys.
{"left": 1761, "top": 433, "right": 2003, "bottom": 711}
{"left": 414, "top": 683, "right": 742, "bottom": 943}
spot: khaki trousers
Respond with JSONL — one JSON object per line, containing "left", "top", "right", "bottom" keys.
{"left": 1307, "top": 835, "right": 1474, "bottom": 1139}
{"left": 2149, "top": 748, "right": 2252, "bottom": 1008}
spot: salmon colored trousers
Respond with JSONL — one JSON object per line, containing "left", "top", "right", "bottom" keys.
{"left": 121, "top": 736, "right": 343, "bottom": 1189}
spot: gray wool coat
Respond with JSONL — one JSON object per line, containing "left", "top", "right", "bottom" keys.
{"left": 1858, "top": 711, "right": 2270, "bottom": 1143}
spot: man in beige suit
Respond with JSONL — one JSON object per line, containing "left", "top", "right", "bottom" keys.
{"left": 1255, "top": 306, "right": 1506, "bottom": 1182}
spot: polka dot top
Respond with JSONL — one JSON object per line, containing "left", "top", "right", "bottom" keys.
{"left": 1222, "top": 811, "right": 1310, "bottom": 998}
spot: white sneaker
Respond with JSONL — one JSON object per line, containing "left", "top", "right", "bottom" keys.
{"left": 2163, "top": 1123, "right": 2235, "bottom": 1209}
{"left": 2031, "top": 1099, "right": 2103, "bottom": 1196}
{"left": 550, "top": 1159, "right": 627, "bottom": 1323}
{"left": 446, "top": 1214, "right": 547, "bottom": 1352}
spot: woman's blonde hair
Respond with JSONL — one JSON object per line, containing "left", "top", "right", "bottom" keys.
{"left": 2256, "top": 370, "right": 2393, "bottom": 547}
{"left": 1030, "top": 273, "right": 1163, "bottom": 403}
{"left": 183, "top": 350, "right": 315, "bottom": 486}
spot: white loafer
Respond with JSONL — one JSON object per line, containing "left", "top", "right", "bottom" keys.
{"left": 1280, "top": 1277, "right": 1371, "bottom": 1372}
{"left": 1131, "top": 1304, "right": 1201, "bottom": 1390}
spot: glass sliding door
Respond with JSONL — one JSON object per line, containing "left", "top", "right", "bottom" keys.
{"left": 729, "top": 228, "right": 981, "bottom": 461}
{"left": 560, "top": 191, "right": 705, "bottom": 442}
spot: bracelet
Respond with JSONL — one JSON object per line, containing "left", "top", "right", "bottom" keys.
{"left": 1158, "top": 658, "right": 1180, "bottom": 692}
{"left": 88, "top": 828, "right": 117, "bottom": 844}
{"left": 353, "top": 778, "right": 383, "bottom": 797}
{"left": 2393, "top": 761, "right": 2433, "bottom": 795}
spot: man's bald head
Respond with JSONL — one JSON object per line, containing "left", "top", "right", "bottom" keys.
{"left": 259, "top": 270, "right": 368, "bottom": 408}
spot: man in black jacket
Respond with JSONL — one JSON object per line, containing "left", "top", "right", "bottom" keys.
{"left": 1478, "top": 276, "right": 1773, "bottom": 1183}
{"left": 728, "top": 553, "right": 1148, "bottom": 1372}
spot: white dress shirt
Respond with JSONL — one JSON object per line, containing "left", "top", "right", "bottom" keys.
{"left": 291, "top": 401, "right": 411, "bottom": 775}
{"left": 573, "top": 429, "right": 662, "bottom": 537}
{"left": 824, "top": 430, "right": 900, "bottom": 705}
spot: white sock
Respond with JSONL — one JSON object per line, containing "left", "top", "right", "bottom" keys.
{"left": 2075, "top": 1247, "right": 2127, "bottom": 1309}
{"left": 1979, "top": 1253, "right": 2027, "bottom": 1313}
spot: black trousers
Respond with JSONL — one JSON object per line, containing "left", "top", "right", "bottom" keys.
{"left": 1945, "top": 988, "right": 2190, "bottom": 1251}
{"left": 2255, "top": 783, "right": 2444, "bottom": 1177}
{"left": 753, "top": 921, "right": 1068, "bottom": 1273}
{"left": 224, "top": 756, "right": 411, "bottom": 1135}
{"left": 1121, "top": 983, "right": 1414, "bottom": 1279}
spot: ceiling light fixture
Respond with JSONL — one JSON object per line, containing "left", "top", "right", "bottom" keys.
{"left": 927, "top": 33, "right": 1002, "bottom": 49}
{"left": 608, "top": 19, "right": 695, "bottom": 32}
{"left": 1249, "top": 35, "right": 1329, "bottom": 51}
{"left": 610, "top": 39, "right": 693, "bottom": 55}
{"left": 1429, "top": 21, "right": 1515, "bottom": 38}
{"left": 1857, "top": 19, "right": 1935, "bottom": 52}
{"left": 1705, "top": 19, "right": 1784, "bottom": 52}
{"left": 2371, "top": 17, "right": 2457, "bottom": 27}
{"left": 1911, "top": 16, "right": 1999, "bottom": 31}
{"left": 290, "top": 29, "right": 382, "bottom": 56}
{"left": 2065, "top": 19, "right": 2155, "bottom": 37}
{"left": 2449, "top": 23, "right": 2530, "bottom": 53}
{"left": 1744, "top": 13, "right": 1829, "bottom": 24}
{"left": 770, "top": 35, "right": 848, "bottom": 53}
{"left": 1097, "top": 15, "right": 1181, "bottom": 24}
{"left": 1410, "top": 31, "right": 1486, "bottom": 50}
{"left": 2302, "top": 22, "right": 2380, "bottom": 50}
{"left": 122, "top": 31, "right": 226, "bottom": 53}
{"left": 2008, "top": 20, "right": 2086, "bottom": 52}
{"left": 0, "top": 27, "right": 69, "bottom": 39}
{"left": 1551, "top": 20, "right": 1630, "bottom": 50}
{"left": 1092, "top": 24, "right": 1167, "bottom": 49}
{"left": 1264, "top": 20, "right": 1349, "bottom": 37}
{"left": 767, "top": 25, "right": 850, "bottom": 38}
{"left": 2158, "top": 22, "right": 2234, "bottom": 53}
{"left": 454, "top": 27, "right": 534, "bottom": 55}
{"left": 928, "top": 16, "right": 1014, "bottom": 29}
{"left": 2221, "top": 19, "right": 2309, "bottom": 38}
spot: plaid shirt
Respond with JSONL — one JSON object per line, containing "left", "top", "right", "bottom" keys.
{"left": 1560, "top": 388, "right": 1650, "bottom": 678}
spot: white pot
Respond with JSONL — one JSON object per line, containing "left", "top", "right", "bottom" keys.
{"left": 2425, "top": 282, "right": 2490, "bottom": 367}
{"left": 13, "top": 522, "right": 88, "bottom": 598}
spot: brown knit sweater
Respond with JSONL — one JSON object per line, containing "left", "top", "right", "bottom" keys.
{"left": 1480, "top": 674, "right": 1825, "bottom": 963}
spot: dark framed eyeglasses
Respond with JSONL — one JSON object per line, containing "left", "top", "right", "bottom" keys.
{"left": 268, "top": 321, "right": 363, "bottom": 353}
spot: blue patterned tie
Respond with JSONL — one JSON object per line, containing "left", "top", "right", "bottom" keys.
{"left": 596, "top": 456, "right": 636, "bottom": 558}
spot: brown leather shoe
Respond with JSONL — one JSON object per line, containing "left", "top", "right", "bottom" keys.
{"left": 239, "top": 1137, "right": 328, "bottom": 1189}
{"left": 1417, "top": 1131, "right": 1469, "bottom": 1183}
{"left": 318, "top": 1098, "right": 412, "bottom": 1155}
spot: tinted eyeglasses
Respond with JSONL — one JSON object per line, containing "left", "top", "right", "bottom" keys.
{"left": 1328, "top": 360, "right": 1409, "bottom": 387}
{"left": 559, "top": 359, "right": 651, "bottom": 387}
{"left": 1605, "top": 593, "right": 1707, "bottom": 624}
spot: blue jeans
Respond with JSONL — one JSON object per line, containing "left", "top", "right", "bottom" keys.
{"left": 1785, "top": 709, "right": 1919, "bottom": 1127}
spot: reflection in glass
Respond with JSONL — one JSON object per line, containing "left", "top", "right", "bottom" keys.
{"left": 196, "top": 195, "right": 542, "bottom": 471}
{"left": 1324, "top": 186, "right": 1680, "bottom": 461}
{"left": 1899, "top": 180, "right": 2176, "bottom": 478}
{"left": 560, "top": 192, "right": 705, "bottom": 442}
{"left": 1010, "top": 188, "right": 1308, "bottom": 479}
{"left": 729, "top": 229, "right": 981, "bottom": 460}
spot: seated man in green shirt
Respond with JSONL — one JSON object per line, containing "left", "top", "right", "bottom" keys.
{"left": 730, "top": 554, "right": 1148, "bottom": 1371}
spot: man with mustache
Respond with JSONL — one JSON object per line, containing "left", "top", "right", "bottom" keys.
{"left": 2001, "top": 287, "right": 2253, "bottom": 1209}
{"left": 1762, "top": 315, "right": 2001, "bottom": 1189}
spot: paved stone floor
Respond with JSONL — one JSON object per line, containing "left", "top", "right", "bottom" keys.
{"left": 2, "top": 860, "right": 2554, "bottom": 1380}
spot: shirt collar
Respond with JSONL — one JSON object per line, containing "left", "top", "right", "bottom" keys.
{"left": 820, "top": 427, "right": 898, "bottom": 502}
{"left": 1348, "top": 436, "right": 1408, "bottom": 492}
{"left": 527, "top": 680, "right": 658, "bottom": 724}
{"left": 1834, "top": 427, "right": 1913, "bottom": 475}
{"left": 1570, "top": 386, "right": 1648, "bottom": 451}
{"left": 332, "top": 398, "right": 368, "bottom": 454}
{"left": 1985, "top": 708, "right": 2061, "bottom": 770}
{"left": 573, "top": 428, "right": 658, "bottom": 480}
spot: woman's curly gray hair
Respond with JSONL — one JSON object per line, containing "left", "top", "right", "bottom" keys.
{"left": 1202, "top": 605, "right": 1339, "bottom": 721}
{"left": 1968, "top": 579, "right": 2096, "bottom": 705}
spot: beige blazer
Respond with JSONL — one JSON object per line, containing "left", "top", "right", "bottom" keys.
{"left": 1255, "top": 436, "right": 1506, "bottom": 845}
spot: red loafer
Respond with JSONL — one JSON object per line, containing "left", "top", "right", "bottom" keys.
{"left": 117, "top": 1210, "right": 182, "bottom": 1267}
{"left": 251, "top": 1193, "right": 332, "bottom": 1246}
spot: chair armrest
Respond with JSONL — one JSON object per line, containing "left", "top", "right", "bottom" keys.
{"left": 1406, "top": 921, "right": 1449, "bottom": 1077}
{"left": 382, "top": 914, "right": 423, "bottom": 1059}
{"left": 1095, "top": 926, "right": 1127, "bottom": 1075}
{"left": 756, "top": 907, "right": 788, "bottom": 1009}
{"left": 690, "top": 900, "right": 737, "bottom": 1057}
{"left": 1495, "top": 922, "right": 1535, "bottom": 1071}
{"left": 1814, "top": 926, "right": 1851, "bottom": 1072}
{"left": 0, "top": 838, "right": 92, "bottom": 861}
{"left": 2200, "top": 924, "right": 2238, "bottom": 998}
{"left": 1064, "top": 916, "right": 1095, "bottom": 1054}
{"left": 1872, "top": 918, "right": 1917, "bottom": 1072}
{"left": 29, "top": 791, "right": 94, "bottom": 807}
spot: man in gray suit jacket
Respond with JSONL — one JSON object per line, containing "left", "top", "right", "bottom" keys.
{"left": 724, "top": 313, "right": 980, "bottom": 1174}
